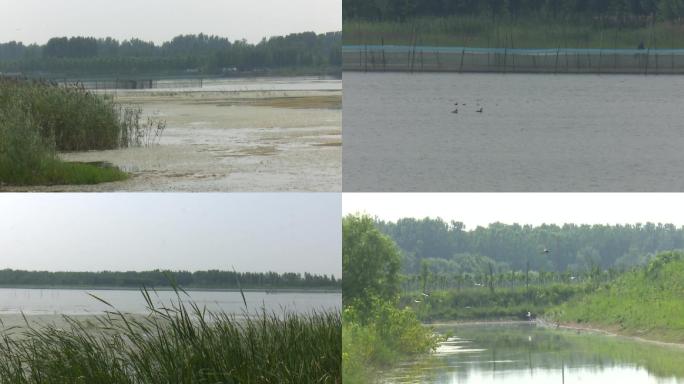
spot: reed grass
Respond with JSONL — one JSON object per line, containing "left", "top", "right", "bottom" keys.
{"left": 0, "top": 287, "right": 341, "bottom": 384}
{"left": 0, "top": 76, "right": 164, "bottom": 186}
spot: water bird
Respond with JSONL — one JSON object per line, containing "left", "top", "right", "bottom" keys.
{"left": 421, "top": 292, "right": 430, "bottom": 297}
{"left": 476, "top": 107, "right": 483, "bottom": 113}
{"left": 414, "top": 299, "right": 422, "bottom": 303}
{"left": 451, "top": 108, "right": 458, "bottom": 114}
{"left": 526, "top": 311, "right": 532, "bottom": 320}
{"left": 542, "top": 248, "right": 550, "bottom": 254}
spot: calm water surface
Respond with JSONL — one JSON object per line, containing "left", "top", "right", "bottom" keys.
{"left": 343, "top": 72, "right": 684, "bottom": 191}
{"left": 380, "top": 323, "right": 684, "bottom": 384}
{"left": 0, "top": 288, "right": 340, "bottom": 315}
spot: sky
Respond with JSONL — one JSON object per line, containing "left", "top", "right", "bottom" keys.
{"left": 0, "top": 193, "right": 341, "bottom": 275}
{"left": 343, "top": 193, "right": 684, "bottom": 230}
{"left": 0, "top": 0, "right": 341, "bottom": 45}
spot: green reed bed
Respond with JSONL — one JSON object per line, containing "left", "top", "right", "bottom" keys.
{"left": 344, "top": 16, "right": 684, "bottom": 49}
{"left": 0, "top": 289, "right": 341, "bottom": 384}
{"left": 0, "top": 77, "right": 164, "bottom": 186}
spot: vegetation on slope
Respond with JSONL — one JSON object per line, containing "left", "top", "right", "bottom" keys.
{"left": 548, "top": 251, "right": 684, "bottom": 343}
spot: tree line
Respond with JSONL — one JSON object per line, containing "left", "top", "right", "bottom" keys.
{"left": 0, "top": 269, "right": 340, "bottom": 290}
{"left": 375, "top": 217, "right": 684, "bottom": 274}
{"left": 0, "top": 32, "right": 341, "bottom": 76}
{"left": 343, "top": 0, "right": 684, "bottom": 22}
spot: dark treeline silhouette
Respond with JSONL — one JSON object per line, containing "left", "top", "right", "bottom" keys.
{"left": 376, "top": 217, "right": 684, "bottom": 274}
{"left": 0, "top": 32, "right": 341, "bottom": 76}
{"left": 344, "top": 0, "right": 684, "bottom": 22}
{"left": 0, "top": 269, "right": 340, "bottom": 290}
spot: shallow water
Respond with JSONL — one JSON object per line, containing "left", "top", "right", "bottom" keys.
{"left": 0, "top": 288, "right": 340, "bottom": 316}
{"left": 380, "top": 323, "right": 684, "bottom": 384}
{"left": 343, "top": 72, "right": 684, "bottom": 191}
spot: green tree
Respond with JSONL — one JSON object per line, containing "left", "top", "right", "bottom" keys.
{"left": 343, "top": 214, "right": 401, "bottom": 307}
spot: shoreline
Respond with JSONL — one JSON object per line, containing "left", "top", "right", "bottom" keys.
{"left": 342, "top": 45, "right": 684, "bottom": 74}
{"left": 0, "top": 286, "right": 341, "bottom": 293}
{"left": 429, "top": 317, "right": 684, "bottom": 350}
{"left": 536, "top": 318, "right": 684, "bottom": 350}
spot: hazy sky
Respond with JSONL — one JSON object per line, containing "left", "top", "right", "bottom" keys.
{"left": 343, "top": 193, "right": 684, "bottom": 229}
{"left": 0, "top": 0, "right": 341, "bottom": 44}
{"left": 0, "top": 193, "right": 341, "bottom": 275}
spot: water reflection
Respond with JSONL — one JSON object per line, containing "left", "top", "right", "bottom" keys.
{"left": 380, "top": 323, "right": 684, "bottom": 383}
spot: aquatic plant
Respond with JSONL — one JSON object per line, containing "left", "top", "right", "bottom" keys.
{"left": 0, "top": 76, "right": 166, "bottom": 185}
{"left": 0, "top": 287, "right": 341, "bottom": 384}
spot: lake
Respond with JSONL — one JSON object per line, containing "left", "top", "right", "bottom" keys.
{"left": 379, "top": 323, "right": 684, "bottom": 384}
{"left": 343, "top": 72, "right": 684, "bottom": 191}
{"left": 0, "top": 288, "right": 340, "bottom": 316}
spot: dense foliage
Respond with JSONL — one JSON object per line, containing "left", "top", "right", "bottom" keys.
{"left": 342, "top": 214, "right": 438, "bottom": 384}
{"left": 344, "top": 0, "right": 684, "bottom": 22}
{"left": 0, "top": 77, "right": 167, "bottom": 185}
{"left": 0, "top": 32, "right": 342, "bottom": 76}
{"left": 376, "top": 217, "right": 684, "bottom": 273}
{"left": 0, "top": 289, "right": 341, "bottom": 383}
{"left": 343, "top": 215, "right": 401, "bottom": 307}
{"left": 0, "top": 269, "right": 339, "bottom": 290}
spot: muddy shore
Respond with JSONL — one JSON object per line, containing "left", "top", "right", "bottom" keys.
{"left": 4, "top": 83, "right": 341, "bottom": 192}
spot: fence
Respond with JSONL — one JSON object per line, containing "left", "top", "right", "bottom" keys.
{"left": 59, "top": 78, "right": 204, "bottom": 90}
{"left": 343, "top": 45, "right": 684, "bottom": 74}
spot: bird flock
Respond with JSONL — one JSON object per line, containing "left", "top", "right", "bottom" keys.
{"left": 451, "top": 102, "right": 484, "bottom": 114}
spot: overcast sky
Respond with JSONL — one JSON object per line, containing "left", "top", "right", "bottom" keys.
{"left": 0, "top": 193, "right": 341, "bottom": 276}
{"left": 343, "top": 193, "right": 684, "bottom": 230}
{"left": 0, "top": 0, "right": 341, "bottom": 45}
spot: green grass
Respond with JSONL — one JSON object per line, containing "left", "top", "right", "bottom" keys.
{"left": 548, "top": 251, "right": 684, "bottom": 343}
{"left": 344, "top": 16, "right": 684, "bottom": 48}
{"left": 0, "top": 288, "right": 340, "bottom": 384}
{"left": 1, "top": 160, "right": 127, "bottom": 186}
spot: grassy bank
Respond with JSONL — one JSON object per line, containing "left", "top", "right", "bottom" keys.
{"left": 548, "top": 251, "right": 684, "bottom": 343}
{"left": 0, "top": 289, "right": 340, "bottom": 383}
{"left": 344, "top": 17, "right": 684, "bottom": 48}
{"left": 0, "top": 77, "right": 164, "bottom": 186}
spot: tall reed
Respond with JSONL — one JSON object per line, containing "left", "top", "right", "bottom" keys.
{"left": 0, "top": 287, "right": 341, "bottom": 383}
